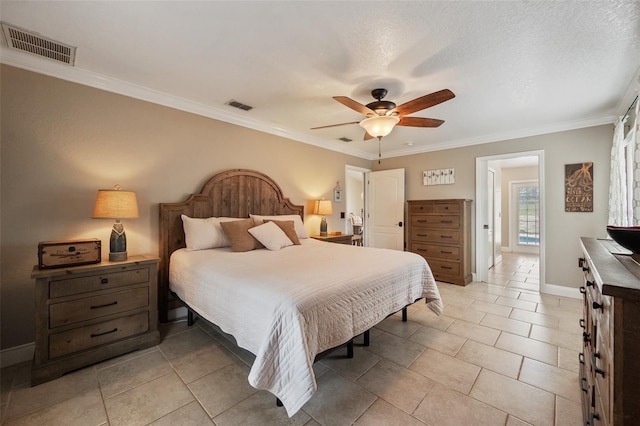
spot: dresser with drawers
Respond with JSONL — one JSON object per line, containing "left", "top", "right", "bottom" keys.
{"left": 407, "top": 199, "right": 472, "bottom": 286}
{"left": 31, "top": 254, "right": 160, "bottom": 385}
{"left": 578, "top": 237, "right": 640, "bottom": 425}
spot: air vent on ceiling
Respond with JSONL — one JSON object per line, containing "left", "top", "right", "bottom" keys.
{"left": 225, "top": 100, "right": 253, "bottom": 111}
{"left": 338, "top": 137, "right": 353, "bottom": 142}
{"left": 1, "top": 22, "right": 76, "bottom": 65}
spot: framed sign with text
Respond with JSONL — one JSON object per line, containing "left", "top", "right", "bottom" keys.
{"left": 565, "top": 162, "right": 593, "bottom": 212}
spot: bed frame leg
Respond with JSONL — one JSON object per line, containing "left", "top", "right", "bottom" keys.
{"left": 363, "top": 330, "right": 370, "bottom": 346}
{"left": 347, "top": 339, "right": 354, "bottom": 358}
{"left": 276, "top": 398, "right": 283, "bottom": 407}
{"left": 187, "top": 309, "right": 195, "bottom": 326}
{"left": 402, "top": 307, "right": 408, "bottom": 322}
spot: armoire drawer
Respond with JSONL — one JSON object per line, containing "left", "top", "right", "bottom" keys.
{"left": 410, "top": 243, "right": 460, "bottom": 261}
{"left": 410, "top": 228, "right": 461, "bottom": 244}
{"left": 427, "top": 259, "right": 461, "bottom": 277}
{"left": 411, "top": 215, "right": 460, "bottom": 228}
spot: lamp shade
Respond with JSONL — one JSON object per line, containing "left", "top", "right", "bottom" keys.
{"left": 358, "top": 115, "right": 400, "bottom": 138}
{"left": 92, "top": 189, "right": 139, "bottom": 219}
{"left": 314, "top": 199, "right": 333, "bottom": 215}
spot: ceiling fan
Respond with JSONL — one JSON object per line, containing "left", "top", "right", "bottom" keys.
{"left": 312, "top": 88, "right": 455, "bottom": 140}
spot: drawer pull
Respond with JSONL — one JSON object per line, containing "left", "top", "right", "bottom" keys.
{"left": 441, "top": 266, "right": 453, "bottom": 270}
{"left": 417, "top": 248, "right": 427, "bottom": 252}
{"left": 580, "top": 377, "right": 588, "bottom": 393}
{"left": 417, "top": 234, "right": 428, "bottom": 237}
{"left": 580, "top": 319, "right": 585, "bottom": 329}
{"left": 90, "top": 301, "right": 118, "bottom": 310}
{"left": 440, "top": 220, "right": 453, "bottom": 224}
{"left": 594, "top": 365, "right": 606, "bottom": 378}
{"left": 441, "top": 250, "right": 453, "bottom": 254}
{"left": 580, "top": 286, "right": 586, "bottom": 294}
{"left": 417, "top": 219, "right": 427, "bottom": 223}
{"left": 586, "top": 280, "right": 594, "bottom": 287}
{"left": 100, "top": 278, "right": 109, "bottom": 284}
{"left": 91, "top": 328, "right": 118, "bottom": 338}
{"left": 582, "top": 266, "right": 590, "bottom": 273}
{"left": 579, "top": 352, "right": 585, "bottom": 364}
{"left": 592, "top": 301, "right": 603, "bottom": 311}
{"left": 441, "top": 235, "right": 453, "bottom": 239}
{"left": 583, "top": 332, "right": 591, "bottom": 343}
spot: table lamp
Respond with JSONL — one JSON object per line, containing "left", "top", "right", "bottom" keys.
{"left": 314, "top": 199, "right": 333, "bottom": 236}
{"left": 92, "top": 185, "right": 139, "bottom": 261}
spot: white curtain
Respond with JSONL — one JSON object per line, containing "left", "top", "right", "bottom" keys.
{"left": 609, "top": 98, "right": 640, "bottom": 226}
{"left": 608, "top": 116, "right": 629, "bottom": 226}
{"left": 633, "top": 103, "right": 640, "bottom": 224}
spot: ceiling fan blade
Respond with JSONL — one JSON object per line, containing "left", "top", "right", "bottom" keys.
{"left": 311, "top": 121, "right": 360, "bottom": 130}
{"left": 393, "top": 89, "right": 455, "bottom": 116}
{"left": 333, "top": 96, "right": 376, "bottom": 116}
{"left": 398, "top": 116, "right": 445, "bottom": 127}
{"left": 364, "top": 132, "right": 375, "bottom": 140}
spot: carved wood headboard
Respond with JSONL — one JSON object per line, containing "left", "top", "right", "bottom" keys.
{"left": 158, "top": 169, "right": 304, "bottom": 321}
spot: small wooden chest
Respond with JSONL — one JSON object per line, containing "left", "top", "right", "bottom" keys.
{"left": 38, "top": 239, "right": 101, "bottom": 269}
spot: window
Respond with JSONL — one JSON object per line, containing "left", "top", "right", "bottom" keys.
{"left": 517, "top": 184, "right": 539, "bottom": 246}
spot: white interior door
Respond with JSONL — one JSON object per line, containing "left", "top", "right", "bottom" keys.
{"left": 365, "top": 168, "right": 405, "bottom": 250}
{"left": 487, "top": 168, "right": 495, "bottom": 269}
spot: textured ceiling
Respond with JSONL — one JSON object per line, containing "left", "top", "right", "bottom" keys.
{"left": 1, "top": 1, "right": 639, "bottom": 160}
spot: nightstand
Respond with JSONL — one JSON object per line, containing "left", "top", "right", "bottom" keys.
{"left": 311, "top": 234, "right": 354, "bottom": 245}
{"left": 30, "top": 254, "right": 160, "bottom": 385}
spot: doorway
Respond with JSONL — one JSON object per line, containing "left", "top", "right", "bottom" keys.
{"left": 475, "top": 151, "right": 544, "bottom": 291}
{"left": 345, "top": 165, "right": 370, "bottom": 241}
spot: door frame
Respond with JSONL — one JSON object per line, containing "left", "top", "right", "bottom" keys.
{"left": 345, "top": 164, "right": 371, "bottom": 237}
{"left": 475, "top": 150, "right": 545, "bottom": 290}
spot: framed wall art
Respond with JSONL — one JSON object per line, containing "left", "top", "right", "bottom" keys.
{"left": 565, "top": 162, "right": 593, "bottom": 212}
{"left": 333, "top": 182, "right": 342, "bottom": 203}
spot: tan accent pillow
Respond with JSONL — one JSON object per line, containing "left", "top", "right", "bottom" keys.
{"left": 248, "top": 221, "right": 293, "bottom": 251}
{"left": 220, "top": 218, "right": 262, "bottom": 252}
{"left": 250, "top": 214, "right": 309, "bottom": 239}
{"left": 268, "top": 220, "right": 301, "bottom": 245}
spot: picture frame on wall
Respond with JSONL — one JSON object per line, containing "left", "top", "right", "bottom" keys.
{"left": 334, "top": 188, "right": 342, "bottom": 203}
{"left": 565, "top": 162, "right": 593, "bottom": 212}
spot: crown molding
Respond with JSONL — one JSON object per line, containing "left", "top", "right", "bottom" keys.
{"left": 383, "top": 115, "right": 616, "bottom": 160}
{"left": 1, "top": 46, "right": 614, "bottom": 163}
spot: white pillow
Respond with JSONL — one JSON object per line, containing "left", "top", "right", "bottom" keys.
{"left": 250, "top": 214, "right": 309, "bottom": 239}
{"left": 181, "top": 215, "right": 242, "bottom": 250}
{"left": 247, "top": 221, "right": 293, "bottom": 251}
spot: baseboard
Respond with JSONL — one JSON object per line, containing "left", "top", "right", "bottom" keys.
{"left": 540, "top": 283, "right": 581, "bottom": 299}
{"left": 1, "top": 342, "right": 34, "bottom": 368}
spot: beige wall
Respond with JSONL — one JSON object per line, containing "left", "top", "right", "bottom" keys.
{"left": 0, "top": 64, "right": 615, "bottom": 352}
{"left": 374, "top": 125, "right": 613, "bottom": 291}
{"left": 0, "top": 65, "right": 370, "bottom": 349}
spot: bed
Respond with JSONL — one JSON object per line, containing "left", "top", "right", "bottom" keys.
{"left": 159, "top": 169, "right": 442, "bottom": 416}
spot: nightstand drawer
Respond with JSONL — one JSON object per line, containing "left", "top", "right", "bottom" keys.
{"left": 49, "top": 311, "right": 148, "bottom": 359}
{"left": 411, "top": 215, "right": 460, "bottom": 228}
{"left": 49, "top": 286, "right": 149, "bottom": 328}
{"left": 411, "top": 243, "right": 460, "bottom": 260}
{"left": 50, "top": 267, "right": 150, "bottom": 298}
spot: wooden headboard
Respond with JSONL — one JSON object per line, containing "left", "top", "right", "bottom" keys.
{"left": 158, "top": 169, "right": 304, "bottom": 322}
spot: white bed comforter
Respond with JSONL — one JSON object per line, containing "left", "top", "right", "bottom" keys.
{"left": 169, "top": 238, "right": 442, "bottom": 416}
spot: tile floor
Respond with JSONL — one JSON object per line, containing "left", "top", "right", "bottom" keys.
{"left": 1, "top": 252, "right": 584, "bottom": 426}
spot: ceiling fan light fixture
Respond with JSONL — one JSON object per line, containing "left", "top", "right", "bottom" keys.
{"left": 358, "top": 115, "right": 400, "bottom": 138}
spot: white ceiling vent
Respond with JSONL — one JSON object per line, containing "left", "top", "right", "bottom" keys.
{"left": 1, "top": 22, "right": 75, "bottom": 65}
